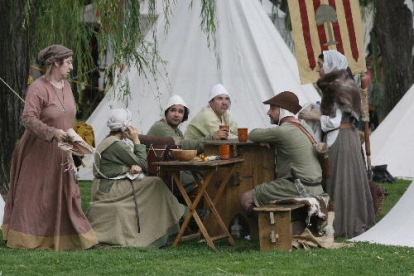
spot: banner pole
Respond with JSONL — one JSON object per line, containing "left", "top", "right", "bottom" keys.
{"left": 360, "top": 74, "right": 372, "bottom": 180}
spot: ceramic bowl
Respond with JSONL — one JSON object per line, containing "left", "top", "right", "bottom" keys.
{"left": 170, "top": 149, "right": 197, "bottom": 161}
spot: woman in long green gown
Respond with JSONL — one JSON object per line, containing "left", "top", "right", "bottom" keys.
{"left": 87, "top": 108, "right": 186, "bottom": 247}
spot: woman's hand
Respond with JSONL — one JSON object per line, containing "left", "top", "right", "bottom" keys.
{"left": 214, "top": 129, "right": 229, "bottom": 140}
{"left": 124, "top": 126, "right": 140, "bottom": 144}
{"left": 53, "top": 129, "right": 68, "bottom": 142}
{"left": 129, "top": 165, "right": 142, "bottom": 174}
{"left": 299, "top": 110, "right": 321, "bottom": 121}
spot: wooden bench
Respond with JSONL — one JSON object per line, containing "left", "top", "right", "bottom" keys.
{"left": 253, "top": 203, "right": 308, "bottom": 252}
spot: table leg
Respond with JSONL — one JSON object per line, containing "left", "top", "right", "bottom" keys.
{"left": 207, "top": 166, "right": 237, "bottom": 245}
{"left": 203, "top": 189, "right": 236, "bottom": 245}
{"left": 171, "top": 171, "right": 217, "bottom": 250}
{"left": 212, "top": 165, "right": 237, "bottom": 206}
{"left": 191, "top": 170, "right": 235, "bottom": 246}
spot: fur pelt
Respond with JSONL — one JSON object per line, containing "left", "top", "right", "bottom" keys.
{"left": 268, "top": 195, "right": 334, "bottom": 237}
{"left": 317, "top": 69, "right": 361, "bottom": 119}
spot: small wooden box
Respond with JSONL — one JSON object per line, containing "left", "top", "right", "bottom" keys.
{"left": 254, "top": 204, "right": 307, "bottom": 252}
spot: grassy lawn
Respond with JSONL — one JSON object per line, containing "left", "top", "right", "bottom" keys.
{"left": 1, "top": 179, "right": 413, "bottom": 276}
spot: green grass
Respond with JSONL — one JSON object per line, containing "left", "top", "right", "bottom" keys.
{"left": 375, "top": 180, "right": 411, "bottom": 221}
{"left": 1, "top": 180, "right": 413, "bottom": 276}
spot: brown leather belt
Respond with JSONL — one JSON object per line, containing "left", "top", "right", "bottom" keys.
{"left": 326, "top": 123, "right": 353, "bottom": 133}
{"left": 339, "top": 123, "right": 353, "bottom": 129}
{"left": 287, "top": 178, "right": 322, "bottom": 187}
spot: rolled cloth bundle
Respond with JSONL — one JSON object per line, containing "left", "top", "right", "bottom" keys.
{"left": 58, "top": 128, "right": 94, "bottom": 171}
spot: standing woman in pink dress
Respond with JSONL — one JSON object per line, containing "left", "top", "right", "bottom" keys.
{"left": 2, "top": 45, "right": 97, "bottom": 251}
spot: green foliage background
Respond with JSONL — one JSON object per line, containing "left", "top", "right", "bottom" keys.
{"left": 23, "top": 0, "right": 216, "bottom": 101}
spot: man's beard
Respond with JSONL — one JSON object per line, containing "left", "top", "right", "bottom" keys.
{"left": 270, "top": 117, "right": 279, "bottom": 125}
{"left": 167, "top": 119, "right": 180, "bottom": 127}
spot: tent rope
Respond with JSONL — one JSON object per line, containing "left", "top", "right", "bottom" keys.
{"left": 0, "top": 76, "right": 25, "bottom": 103}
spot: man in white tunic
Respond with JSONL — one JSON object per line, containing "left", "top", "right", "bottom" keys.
{"left": 184, "top": 84, "right": 238, "bottom": 140}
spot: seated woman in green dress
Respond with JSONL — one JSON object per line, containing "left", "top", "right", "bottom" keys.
{"left": 87, "top": 108, "right": 186, "bottom": 248}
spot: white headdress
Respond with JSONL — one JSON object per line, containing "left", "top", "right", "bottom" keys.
{"left": 208, "top": 83, "right": 230, "bottom": 102}
{"left": 107, "top": 108, "right": 132, "bottom": 132}
{"left": 164, "top": 95, "right": 189, "bottom": 114}
{"left": 323, "top": 50, "right": 348, "bottom": 74}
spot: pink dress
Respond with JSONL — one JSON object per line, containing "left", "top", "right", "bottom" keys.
{"left": 2, "top": 77, "right": 97, "bottom": 251}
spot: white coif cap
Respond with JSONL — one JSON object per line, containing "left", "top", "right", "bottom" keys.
{"left": 164, "top": 95, "right": 188, "bottom": 112}
{"left": 107, "top": 108, "right": 132, "bottom": 131}
{"left": 208, "top": 83, "right": 230, "bottom": 102}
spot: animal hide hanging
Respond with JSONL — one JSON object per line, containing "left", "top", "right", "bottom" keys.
{"left": 317, "top": 69, "right": 361, "bottom": 119}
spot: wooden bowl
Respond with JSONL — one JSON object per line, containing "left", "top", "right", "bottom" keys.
{"left": 170, "top": 149, "right": 197, "bottom": 161}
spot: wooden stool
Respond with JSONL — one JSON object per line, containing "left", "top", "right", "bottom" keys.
{"left": 253, "top": 203, "right": 307, "bottom": 252}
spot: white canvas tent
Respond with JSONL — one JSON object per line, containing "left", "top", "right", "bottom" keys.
{"left": 350, "top": 181, "right": 414, "bottom": 247}
{"left": 260, "top": 0, "right": 294, "bottom": 52}
{"left": 369, "top": 85, "right": 414, "bottom": 179}
{"left": 0, "top": 196, "right": 5, "bottom": 225}
{"left": 354, "top": 86, "right": 414, "bottom": 247}
{"left": 78, "top": 0, "right": 321, "bottom": 180}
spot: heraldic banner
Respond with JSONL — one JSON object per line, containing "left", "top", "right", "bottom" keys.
{"left": 288, "top": 0, "right": 366, "bottom": 84}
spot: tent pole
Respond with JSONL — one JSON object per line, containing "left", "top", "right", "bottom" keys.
{"left": 360, "top": 74, "right": 372, "bottom": 180}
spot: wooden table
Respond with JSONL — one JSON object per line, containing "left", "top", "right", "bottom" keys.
{"left": 154, "top": 158, "right": 244, "bottom": 250}
{"left": 203, "top": 139, "right": 275, "bottom": 239}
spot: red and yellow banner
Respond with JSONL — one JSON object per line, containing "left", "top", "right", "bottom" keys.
{"left": 288, "top": 0, "right": 366, "bottom": 84}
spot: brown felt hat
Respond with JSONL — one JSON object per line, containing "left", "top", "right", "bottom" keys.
{"left": 263, "top": 91, "right": 302, "bottom": 114}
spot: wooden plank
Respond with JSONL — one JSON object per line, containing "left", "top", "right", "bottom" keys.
{"left": 154, "top": 158, "right": 244, "bottom": 169}
{"left": 254, "top": 203, "right": 306, "bottom": 212}
{"left": 210, "top": 233, "right": 231, "bottom": 242}
{"left": 181, "top": 233, "right": 201, "bottom": 241}
{"left": 257, "top": 210, "right": 292, "bottom": 252}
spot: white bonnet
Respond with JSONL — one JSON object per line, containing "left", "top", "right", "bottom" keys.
{"left": 208, "top": 83, "right": 230, "bottom": 102}
{"left": 164, "top": 95, "right": 188, "bottom": 112}
{"left": 107, "top": 108, "right": 132, "bottom": 131}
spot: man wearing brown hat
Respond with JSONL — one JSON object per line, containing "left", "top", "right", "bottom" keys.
{"left": 240, "top": 91, "right": 325, "bottom": 213}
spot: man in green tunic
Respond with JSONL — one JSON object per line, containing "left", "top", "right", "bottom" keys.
{"left": 240, "top": 92, "right": 324, "bottom": 213}
{"left": 147, "top": 95, "right": 224, "bottom": 153}
{"left": 184, "top": 84, "right": 238, "bottom": 140}
{"left": 147, "top": 95, "right": 226, "bottom": 192}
